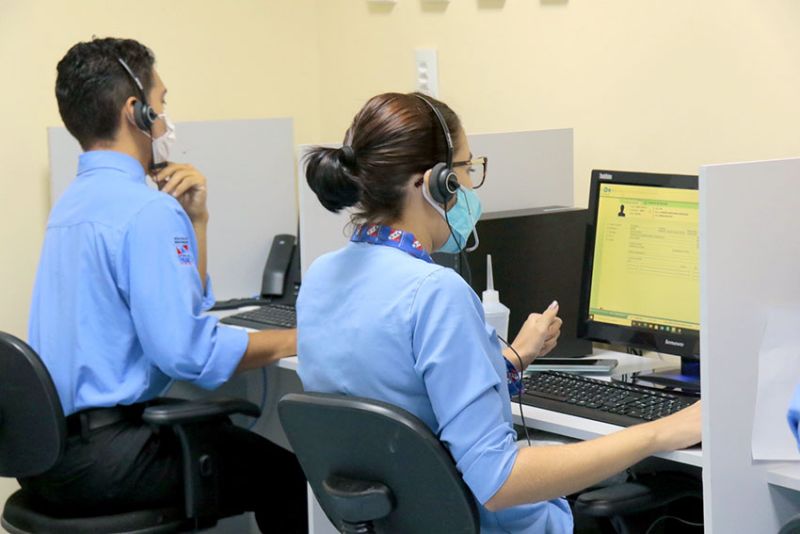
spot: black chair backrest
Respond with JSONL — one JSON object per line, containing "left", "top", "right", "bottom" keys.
{"left": 0, "top": 332, "right": 66, "bottom": 477}
{"left": 278, "top": 392, "right": 479, "bottom": 534}
{"left": 781, "top": 514, "right": 800, "bottom": 534}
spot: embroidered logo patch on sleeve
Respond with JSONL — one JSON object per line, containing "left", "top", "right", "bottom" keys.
{"left": 174, "top": 237, "right": 194, "bottom": 265}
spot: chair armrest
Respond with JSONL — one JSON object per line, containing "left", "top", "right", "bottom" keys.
{"left": 141, "top": 397, "right": 260, "bottom": 527}
{"left": 142, "top": 397, "right": 260, "bottom": 426}
{"left": 574, "top": 472, "right": 701, "bottom": 517}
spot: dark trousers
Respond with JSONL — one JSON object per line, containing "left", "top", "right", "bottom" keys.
{"left": 19, "top": 413, "right": 308, "bottom": 533}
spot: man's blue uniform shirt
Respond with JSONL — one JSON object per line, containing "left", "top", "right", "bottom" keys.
{"left": 29, "top": 151, "right": 249, "bottom": 416}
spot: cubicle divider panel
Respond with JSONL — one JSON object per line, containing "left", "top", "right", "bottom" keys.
{"left": 48, "top": 118, "right": 298, "bottom": 301}
{"left": 700, "top": 157, "right": 800, "bottom": 533}
{"left": 297, "top": 128, "right": 574, "bottom": 275}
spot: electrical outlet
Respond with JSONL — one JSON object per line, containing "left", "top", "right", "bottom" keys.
{"left": 415, "top": 48, "right": 439, "bottom": 98}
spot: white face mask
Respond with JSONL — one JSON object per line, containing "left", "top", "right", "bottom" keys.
{"left": 129, "top": 111, "right": 175, "bottom": 169}
{"left": 150, "top": 113, "right": 176, "bottom": 168}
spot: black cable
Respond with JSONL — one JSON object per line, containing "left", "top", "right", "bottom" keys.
{"left": 442, "top": 195, "right": 468, "bottom": 282}
{"left": 459, "top": 248, "right": 472, "bottom": 286}
{"left": 497, "top": 335, "right": 531, "bottom": 447}
{"left": 443, "top": 197, "right": 463, "bottom": 249}
{"left": 644, "top": 514, "right": 703, "bottom": 534}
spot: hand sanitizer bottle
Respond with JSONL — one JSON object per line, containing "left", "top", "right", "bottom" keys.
{"left": 482, "top": 254, "right": 510, "bottom": 341}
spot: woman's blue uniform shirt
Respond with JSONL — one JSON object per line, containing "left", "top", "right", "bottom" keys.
{"left": 28, "top": 151, "right": 249, "bottom": 416}
{"left": 297, "top": 240, "right": 573, "bottom": 533}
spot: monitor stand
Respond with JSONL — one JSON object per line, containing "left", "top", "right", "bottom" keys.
{"left": 627, "top": 359, "right": 700, "bottom": 395}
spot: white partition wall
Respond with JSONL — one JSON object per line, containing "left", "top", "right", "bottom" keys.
{"left": 700, "top": 158, "right": 800, "bottom": 532}
{"left": 467, "top": 128, "right": 573, "bottom": 212}
{"left": 48, "top": 119, "right": 297, "bottom": 300}
{"left": 298, "top": 128, "right": 574, "bottom": 274}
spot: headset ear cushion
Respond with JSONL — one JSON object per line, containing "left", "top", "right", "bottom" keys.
{"left": 133, "top": 100, "right": 156, "bottom": 131}
{"left": 429, "top": 162, "right": 458, "bottom": 204}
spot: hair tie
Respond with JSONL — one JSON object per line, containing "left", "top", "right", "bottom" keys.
{"left": 338, "top": 145, "right": 357, "bottom": 167}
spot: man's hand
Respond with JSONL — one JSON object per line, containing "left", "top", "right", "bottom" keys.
{"left": 236, "top": 329, "right": 298, "bottom": 373}
{"left": 154, "top": 163, "right": 209, "bottom": 223}
{"left": 506, "top": 301, "right": 562, "bottom": 369}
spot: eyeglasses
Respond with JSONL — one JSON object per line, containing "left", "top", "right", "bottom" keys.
{"left": 452, "top": 156, "right": 488, "bottom": 189}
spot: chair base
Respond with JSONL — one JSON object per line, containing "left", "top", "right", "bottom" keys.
{"left": 1, "top": 490, "right": 193, "bottom": 534}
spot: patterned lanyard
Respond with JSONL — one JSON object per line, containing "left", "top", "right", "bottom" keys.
{"left": 350, "top": 224, "right": 434, "bottom": 264}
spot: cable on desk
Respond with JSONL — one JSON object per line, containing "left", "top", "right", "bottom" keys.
{"left": 644, "top": 514, "right": 703, "bottom": 534}
{"left": 245, "top": 367, "right": 268, "bottom": 431}
{"left": 498, "top": 335, "right": 531, "bottom": 447}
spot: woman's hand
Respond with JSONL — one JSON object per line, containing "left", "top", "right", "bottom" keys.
{"left": 506, "top": 301, "right": 562, "bottom": 369}
{"left": 648, "top": 400, "right": 703, "bottom": 451}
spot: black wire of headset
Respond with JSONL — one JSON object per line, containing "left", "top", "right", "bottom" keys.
{"left": 497, "top": 335, "right": 532, "bottom": 447}
{"left": 441, "top": 196, "right": 473, "bottom": 286}
{"left": 442, "top": 189, "right": 529, "bottom": 448}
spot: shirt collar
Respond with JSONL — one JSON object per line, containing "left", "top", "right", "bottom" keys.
{"left": 77, "top": 150, "right": 147, "bottom": 184}
{"left": 351, "top": 224, "right": 434, "bottom": 263}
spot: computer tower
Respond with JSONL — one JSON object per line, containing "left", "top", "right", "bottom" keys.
{"left": 467, "top": 207, "right": 593, "bottom": 358}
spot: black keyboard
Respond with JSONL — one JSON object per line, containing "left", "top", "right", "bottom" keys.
{"left": 221, "top": 303, "right": 296, "bottom": 329}
{"left": 520, "top": 371, "right": 697, "bottom": 427}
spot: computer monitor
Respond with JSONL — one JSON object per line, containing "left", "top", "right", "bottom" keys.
{"left": 579, "top": 170, "right": 700, "bottom": 390}
{"left": 464, "top": 207, "right": 593, "bottom": 358}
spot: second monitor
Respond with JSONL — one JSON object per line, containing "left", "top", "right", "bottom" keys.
{"left": 466, "top": 207, "right": 593, "bottom": 358}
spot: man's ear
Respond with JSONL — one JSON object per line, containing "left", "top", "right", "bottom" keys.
{"left": 120, "top": 96, "right": 138, "bottom": 128}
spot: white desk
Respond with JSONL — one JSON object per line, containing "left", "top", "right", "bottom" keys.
{"left": 280, "top": 351, "right": 703, "bottom": 467}
{"left": 768, "top": 464, "right": 800, "bottom": 493}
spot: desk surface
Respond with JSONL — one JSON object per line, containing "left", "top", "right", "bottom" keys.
{"left": 767, "top": 463, "right": 800, "bottom": 492}
{"left": 274, "top": 347, "right": 702, "bottom": 466}
{"left": 216, "top": 310, "right": 701, "bottom": 467}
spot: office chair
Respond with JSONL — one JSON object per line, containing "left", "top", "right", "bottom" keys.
{"left": 278, "top": 392, "right": 480, "bottom": 534}
{"left": 573, "top": 471, "right": 703, "bottom": 534}
{"left": 0, "top": 331, "right": 260, "bottom": 533}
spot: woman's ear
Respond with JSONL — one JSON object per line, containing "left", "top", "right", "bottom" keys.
{"left": 412, "top": 169, "right": 431, "bottom": 189}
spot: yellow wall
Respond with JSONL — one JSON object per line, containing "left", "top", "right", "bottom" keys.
{"left": 316, "top": 0, "right": 800, "bottom": 201}
{"left": 5, "top": 0, "right": 800, "bottom": 339}
{"left": 2, "top": 0, "right": 800, "bottom": 513}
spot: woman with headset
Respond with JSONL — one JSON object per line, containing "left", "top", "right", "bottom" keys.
{"left": 296, "top": 92, "right": 701, "bottom": 533}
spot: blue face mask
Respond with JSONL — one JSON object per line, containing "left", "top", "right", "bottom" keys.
{"left": 423, "top": 184, "right": 483, "bottom": 254}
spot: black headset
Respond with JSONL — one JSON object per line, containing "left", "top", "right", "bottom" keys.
{"left": 116, "top": 57, "right": 158, "bottom": 131}
{"left": 413, "top": 94, "right": 460, "bottom": 205}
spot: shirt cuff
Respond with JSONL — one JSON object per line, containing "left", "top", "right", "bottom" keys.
{"left": 192, "top": 324, "right": 249, "bottom": 389}
{"left": 460, "top": 430, "right": 520, "bottom": 505}
{"left": 505, "top": 357, "right": 523, "bottom": 396}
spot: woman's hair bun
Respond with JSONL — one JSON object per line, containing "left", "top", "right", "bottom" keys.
{"left": 305, "top": 146, "right": 361, "bottom": 213}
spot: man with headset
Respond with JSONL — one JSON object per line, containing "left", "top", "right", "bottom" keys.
{"left": 22, "top": 37, "right": 307, "bottom": 532}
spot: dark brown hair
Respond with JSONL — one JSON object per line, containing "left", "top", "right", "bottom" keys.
{"left": 56, "top": 37, "right": 156, "bottom": 150}
{"left": 304, "top": 92, "right": 463, "bottom": 223}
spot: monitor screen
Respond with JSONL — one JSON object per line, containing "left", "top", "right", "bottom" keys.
{"left": 580, "top": 170, "right": 700, "bottom": 358}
